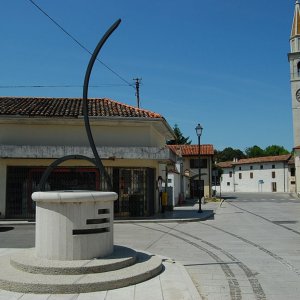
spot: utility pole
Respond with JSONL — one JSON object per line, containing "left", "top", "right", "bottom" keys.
{"left": 133, "top": 78, "right": 142, "bottom": 108}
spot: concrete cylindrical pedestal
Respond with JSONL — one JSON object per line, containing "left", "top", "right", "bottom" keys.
{"left": 32, "top": 191, "right": 118, "bottom": 261}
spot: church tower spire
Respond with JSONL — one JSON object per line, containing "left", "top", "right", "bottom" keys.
{"left": 290, "top": 0, "right": 300, "bottom": 50}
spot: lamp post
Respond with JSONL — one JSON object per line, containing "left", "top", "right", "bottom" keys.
{"left": 195, "top": 123, "right": 203, "bottom": 213}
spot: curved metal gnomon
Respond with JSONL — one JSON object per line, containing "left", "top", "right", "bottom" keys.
{"left": 38, "top": 155, "right": 97, "bottom": 191}
{"left": 38, "top": 19, "right": 121, "bottom": 191}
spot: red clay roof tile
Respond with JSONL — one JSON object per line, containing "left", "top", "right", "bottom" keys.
{"left": 217, "top": 161, "right": 233, "bottom": 168}
{"left": 233, "top": 154, "right": 292, "bottom": 165}
{"left": 217, "top": 155, "right": 293, "bottom": 168}
{"left": 167, "top": 144, "right": 214, "bottom": 156}
{"left": 0, "top": 96, "right": 163, "bottom": 119}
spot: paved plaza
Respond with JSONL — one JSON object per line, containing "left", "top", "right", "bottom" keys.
{"left": 1, "top": 193, "right": 300, "bottom": 299}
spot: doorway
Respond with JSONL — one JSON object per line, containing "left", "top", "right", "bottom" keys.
{"left": 190, "top": 179, "right": 204, "bottom": 198}
{"left": 271, "top": 182, "right": 277, "bottom": 192}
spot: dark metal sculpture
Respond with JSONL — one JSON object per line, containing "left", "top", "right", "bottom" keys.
{"left": 38, "top": 19, "right": 121, "bottom": 191}
{"left": 38, "top": 155, "right": 96, "bottom": 191}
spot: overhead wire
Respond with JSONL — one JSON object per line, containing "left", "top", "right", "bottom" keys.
{"left": 0, "top": 84, "right": 129, "bottom": 89}
{"left": 27, "top": 0, "right": 134, "bottom": 89}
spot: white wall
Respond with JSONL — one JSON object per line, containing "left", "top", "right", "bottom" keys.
{"left": 220, "top": 168, "right": 234, "bottom": 192}
{"left": 234, "top": 162, "right": 288, "bottom": 193}
{"left": 167, "top": 173, "right": 180, "bottom": 206}
{"left": 220, "top": 162, "right": 290, "bottom": 193}
{"left": 0, "top": 119, "right": 167, "bottom": 148}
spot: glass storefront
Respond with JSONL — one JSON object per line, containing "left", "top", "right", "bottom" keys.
{"left": 5, "top": 166, "right": 155, "bottom": 219}
{"left": 115, "top": 169, "right": 147, "bottom": 217}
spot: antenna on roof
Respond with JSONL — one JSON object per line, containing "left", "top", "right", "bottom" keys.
{"left": 133, "top": 78, "right": 142, "bottom": 108}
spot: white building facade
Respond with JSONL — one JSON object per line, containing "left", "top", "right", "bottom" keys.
{"left": 219, "top": 155, "right": 295, "bottom": 193}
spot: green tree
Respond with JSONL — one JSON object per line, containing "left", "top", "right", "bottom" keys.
{"left": 215, "top": 144, "right": 290, "bottom": 162}
{"left": 167, "top": 124, "right": 192, "bottom": 145}
{"left": 215, "top": 147, "right": 246, "bottom": 162}
{"left": 264, "top": 145, "right": 290, "bottom": 156}
{"left": 245, "top": 145, "right": 265, "bottom": 158}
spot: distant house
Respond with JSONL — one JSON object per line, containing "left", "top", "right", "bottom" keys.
{"left": 167, "top": 144, "right": 214, "bottom": 205}
{"left": 0, "top": 96, "right": 176, "bottom": 219}
{"left": 218, "top": 154, "right": 295, "bottom": 193}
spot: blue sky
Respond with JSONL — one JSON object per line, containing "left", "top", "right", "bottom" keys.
{"left": 0, "top": 1, "right": 296, "bottom": 151}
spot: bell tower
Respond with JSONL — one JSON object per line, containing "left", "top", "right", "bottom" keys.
{"left": 289, "top": 1, "right": 300, "bottom": 196}
{"left": 289, "top": 0, "right": 300, "bottom": 146}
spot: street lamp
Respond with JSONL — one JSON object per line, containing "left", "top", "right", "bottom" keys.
{"left": 195, "top": 123, "right": 203, "bottom": 213}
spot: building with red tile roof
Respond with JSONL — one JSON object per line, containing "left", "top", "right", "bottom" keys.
{"left": 217, "top": 155, "right": 295, "bottom": 193}
{"left": 0, "top": 96, "right": 176, "bottom": 219}
{"left": 167, "top": 144, "right": 214, "bottom": 199}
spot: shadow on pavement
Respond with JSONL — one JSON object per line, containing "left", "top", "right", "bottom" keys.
{"left": 0, "top": 226, "right": 14, "bottom": 232}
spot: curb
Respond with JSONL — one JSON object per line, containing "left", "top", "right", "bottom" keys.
{"left": 114, "top": 211, "right": 215, "bottom": 224}
{"left": 0, "top": 206, "right": 217, "bottom": 226}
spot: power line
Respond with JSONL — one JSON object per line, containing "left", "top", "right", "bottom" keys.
{"left": 27, "top": 0, "right": 134, "bottom": 89}
{"left": 0, "top": 84, "right": 129, "bottom": 89}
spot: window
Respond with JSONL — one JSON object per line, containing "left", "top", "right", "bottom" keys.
{"left": 229, "top": 171, "right": 233, "bottom": 178}
{"left": 190, "top": 158, "right": 207, "bottom": 169}
{"left": 291, "top": 168, "right": 295, "bottom": 177}
{"left": 239, "top": 166, "right": 241, "bottom": 171}
{"left": 250, "top": 166, "right": 253, "bottom": 170}
{"left": 250, "top": 172, "right": 253, "bottom": 179}
{"left": 260, "top": 165, "right": 263, "bottom": 169}
{"left": 272, "top": 165, "right": 275, "bottom": 169}
{"left": 227, "top": 182, "right": 230, "bottom": 186}
{"left": 239, "top": 173, "right": 242, "bottom": 179}
{"left": 297, "top": 61, "right": 300, "bottom": 75}
{"left": 272, "top": 171, "right": 276, "bottom": 179}
{"left": 291, "top": 181, "right": 296, "bottom": 185}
